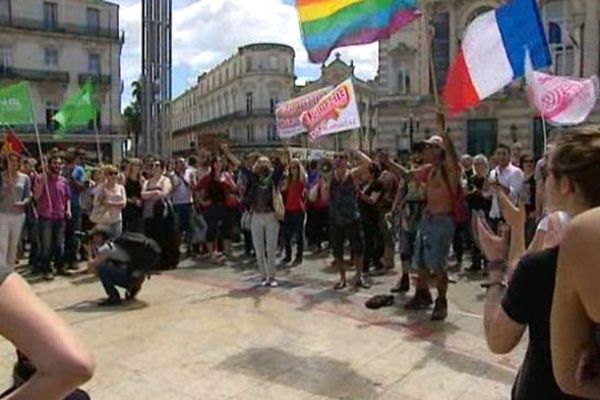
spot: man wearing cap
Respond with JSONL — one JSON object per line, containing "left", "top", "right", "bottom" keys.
{"left": 380, "top": 132, "right": 461, "bottom": 321}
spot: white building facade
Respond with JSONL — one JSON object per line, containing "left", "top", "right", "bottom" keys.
{"left": 0, "top": 0, "right": 123, "bottom": 161}
{"left": 377, "top": 0, "right": 600, "bottom": 158}
{"left": 171, "top": 43, "right": 295, "bottom": 155}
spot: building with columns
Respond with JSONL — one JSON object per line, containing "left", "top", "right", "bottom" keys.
{"left": 170, "top": 43, "right": 295, "bottom": 155}
{"left": 0, "top": 0, "right": 124, "bottom": 162}
{"left": 294, "top": 53, "right": 378, "bottom": 152}
{"left": 377, "top": 0, "right": 600, "bottom": 158}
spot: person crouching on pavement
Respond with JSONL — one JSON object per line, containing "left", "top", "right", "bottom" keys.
{"left": 85, "top": 227, "right": 144, "bottom": 307}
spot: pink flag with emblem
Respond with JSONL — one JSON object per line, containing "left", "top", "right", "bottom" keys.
{"left": 526, "top": 55, "right": 598, "bottom": 125}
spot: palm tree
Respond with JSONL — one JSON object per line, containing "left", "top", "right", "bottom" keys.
{"left": 123, "top": 80, "right": 142, "bottom": 156}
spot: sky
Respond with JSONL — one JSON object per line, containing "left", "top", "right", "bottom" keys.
{"left": 116, "top": 0, "right": 379, "bottom": 108}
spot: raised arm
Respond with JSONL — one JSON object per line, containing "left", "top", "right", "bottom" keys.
{"left": 220, "top": 144, "right": 241, "bottom": 169}
{"left": 551, "top": 210, "right": 600, "bottom": 398}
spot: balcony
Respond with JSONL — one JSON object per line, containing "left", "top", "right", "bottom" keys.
{"left": 0, "top": 66, "right": 69, "bottom": 83}
{"left": 0, "top": 16, "right": 119, "bottom": 41}
{"left": 79, "top": 73, "right": 111, "bottom": 86}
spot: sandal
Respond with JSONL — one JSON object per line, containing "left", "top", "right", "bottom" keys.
{"left": 355, "top": 277, "right": 371, "bottom": 289}
{"left": 333, "top": 281, "right": 347, "bottom": 290}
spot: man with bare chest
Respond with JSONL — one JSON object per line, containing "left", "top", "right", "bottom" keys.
{"left": 384, "top": 133, "right": 460, "bottom": 321}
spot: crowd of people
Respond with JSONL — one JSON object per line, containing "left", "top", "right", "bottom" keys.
{"left": 0, "top": 124, "right": 599, "bottom": 398}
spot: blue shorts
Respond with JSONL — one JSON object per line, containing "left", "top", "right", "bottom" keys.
{"left": 413, "top": 213, "right": 455, "bottom": 271}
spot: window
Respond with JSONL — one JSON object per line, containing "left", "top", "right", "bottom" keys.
{"left": 467, "top": 119, "right": 498, "bottom": 156}
{"left": 270, "top": 56, "right": 278, "bottom": 70}
{"left": 269, "top": 95, "right": 279, "bottom": 113}
{"left": 0, "top": 46, "right": 12, "bottom": 71}
{"left": 0, "top": 0, "right": 10, "bottom": 24}
{"left": 246, "top": 92, "right": 253, "bottom": 114}
{"left": 542, "top": 0, "right": 575, "bottom": 76}
{"left": 87, "top": 8, "right": 100, "bottom": 33}
{"left": 246, "top": 56, "right": 252, "bottom": 72}
{"left": 88, "top": 110, "right": 101, "bottom": 130}
{"left": 397, "top": 67, "right": 411, "bottom": 94}
{"left": 45, "top": 103, "right": 59, "bottom": 132}
{"left": 267, "top": 124, "right": 278, "bottom": 142}
{"left": 88, "top": 53, "right": 101, "bottom": 74}
{"left": 43, "top": 2, "right": 58, "bottom": 30}
{"left": 44, "top": 48, "right": 58, "bottom": 66}
{"left": 246, "top": 124, "right": 255, "bottom": 142}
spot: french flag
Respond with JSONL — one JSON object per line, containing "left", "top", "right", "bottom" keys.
{"left": 444, "top": 0, "right": 551, "bottom": 115}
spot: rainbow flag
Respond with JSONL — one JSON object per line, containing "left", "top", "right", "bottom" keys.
{"left": 298, "top": 0, "right": 420, "bottom": 64}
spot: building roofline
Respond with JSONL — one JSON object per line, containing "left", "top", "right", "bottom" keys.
{"left": 238, "top": 43, "right": 295, "bottom": 55}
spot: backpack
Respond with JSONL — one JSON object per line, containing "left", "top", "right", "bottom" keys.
{"left": 114, "top": 232, "right": 162, "bottom": 275}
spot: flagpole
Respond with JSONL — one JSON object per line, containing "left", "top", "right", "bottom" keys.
{"left": 27, "top": 97, "right": 53, "bottom": 213}
{"left": 93, "top": 115, "right": 102, "bottom": 164}
{"left": 541, "top": 115, "right": 548, "bottom": 152}
{"left": 422, "top": 1, "right": 446, "bottom": 133}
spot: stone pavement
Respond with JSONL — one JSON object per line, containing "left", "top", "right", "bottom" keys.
{"left": 0, "top": 251, "right": 524, "bottom": 399}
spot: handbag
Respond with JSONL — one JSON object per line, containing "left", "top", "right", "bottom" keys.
{"left": 272, "top": 186, "right": 285, "bottom": 221}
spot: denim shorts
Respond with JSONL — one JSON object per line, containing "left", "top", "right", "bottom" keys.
{"left": 413, "top": 213, "right": 455, "bottom": 271}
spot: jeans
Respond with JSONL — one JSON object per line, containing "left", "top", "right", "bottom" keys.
{"left": 251, "top": 212, "right": 280, "bottom": 280}
{"left": 64, "top": 205, "right": 82, "bottom": 268}
{"left": 22, "top": 213, "right": 39, "bottom": 267}
{"left": 38, "top": 218, "right": 66, "bottom": 273}
{"left": 174, "top": 203, "right": 192, "bottom": 245}
{"left": 0, "top": 213, "right": 25, "bottom": 270}
{"left": 283, "top": 211, "right": 305, "bottom": 260}
{"left": 96, "top": 261, "right": 132, "bottom": 301}
{"left": 308, "top": 207, "right": 329, "bottom": 248}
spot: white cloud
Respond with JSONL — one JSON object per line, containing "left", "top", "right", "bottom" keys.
{"left": 117, "top": 0, "right": 379, "bottom": 104}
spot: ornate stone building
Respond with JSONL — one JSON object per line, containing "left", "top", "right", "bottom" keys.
{"left": 0, "top": 0, "right": 124, "bottom": 161}
{"left": 377, "top": 0, "right": 600, "bottom": 158}
{"left": 294, "top": 53, "right": 378, "bottom": 152}
{"left": 171, "top": 43, "right": 295, "bottom": 154}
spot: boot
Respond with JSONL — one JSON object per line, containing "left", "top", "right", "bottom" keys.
{"left": 391, "top": 273, "right": 410, "bottom": 293}
{"left": 404, "top": 288, "right": 433, "bottom": 310}
{"left": 431, "top": 297, "right": 448, "bottom": 321}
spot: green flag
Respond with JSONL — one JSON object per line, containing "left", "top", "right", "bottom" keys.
{"left": 53, "top": 81, "right": 97, "bottom": 139}
{"left": 0, "top": 82, "right": 33, "bottom": 125}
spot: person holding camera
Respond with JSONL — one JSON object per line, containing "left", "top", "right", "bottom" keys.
{"left": 85, "top": 228, "right": 149, "bottom": 306}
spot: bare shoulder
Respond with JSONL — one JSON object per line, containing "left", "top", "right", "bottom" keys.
{"left": 560, "top": 208, "right": 600, "bottom": 273}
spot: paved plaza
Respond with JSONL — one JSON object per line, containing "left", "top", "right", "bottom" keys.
{"left": 0, "top": 252, "right": 524, "bottom": 399}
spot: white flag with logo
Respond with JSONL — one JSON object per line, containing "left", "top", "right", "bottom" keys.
{"left": 526, "top": 54, "right": 599, "bottom": 125}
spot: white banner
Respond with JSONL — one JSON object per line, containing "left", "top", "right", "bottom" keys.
{"left": 275, "top": 87, "right": 332, "bottom": 139}
{"left": 300, "top": 78, "right": 361, "bottom": 140}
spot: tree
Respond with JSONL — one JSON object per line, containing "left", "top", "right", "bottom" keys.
{"left": 122, "top": 80, "right": 142, "bottom": 156}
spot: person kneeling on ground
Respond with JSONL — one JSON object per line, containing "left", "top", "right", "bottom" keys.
{"left": 86, "top": 228, "right": 150, "bottom": 306}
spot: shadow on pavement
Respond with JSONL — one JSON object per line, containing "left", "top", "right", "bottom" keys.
{"left": 218, "top": 347, "right": 379, "bottom": 399}
{"left": 57, "top": 299, "right": 149, "bottom": 313}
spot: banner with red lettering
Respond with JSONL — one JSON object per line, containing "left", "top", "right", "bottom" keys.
{"left": 276, "top": 87, "right": 332, "bottom": 139}
{"left": 300, "top": 78, "right": 361, "bottom": 140}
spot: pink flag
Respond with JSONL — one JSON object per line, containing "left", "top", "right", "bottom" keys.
{"left": 526, "top": 59, "right": 598, "bottom": 125}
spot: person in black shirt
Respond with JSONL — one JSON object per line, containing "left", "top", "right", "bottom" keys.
{"left": 357, "top": 162, "right": 384, "bottom": 275}
{"left": 475, "top": 127, "right": 600, "bottom": 399}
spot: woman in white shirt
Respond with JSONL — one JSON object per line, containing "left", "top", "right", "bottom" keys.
{"left": 90, "top": 165, "right": 126, "bottom": 238}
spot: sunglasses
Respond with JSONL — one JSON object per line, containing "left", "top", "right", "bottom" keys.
{"left": 108, "top": 172, "right": 118, "bottom": 176}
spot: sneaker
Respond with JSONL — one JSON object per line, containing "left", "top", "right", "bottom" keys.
{"left": 43, "top": 272, "right": 55, "bottom": 281}
{"left": 431, "top": 297, "right": 448, "bottom": 321}
{"left": 282, "top": 256, "right": 292, "bottom": 264}
{"left": 404, "top": 289, "right": 433, "bottom": 310}
{"left": 268, "top": 279, "right": 278, "bottom": 288}
{"left": 260, "top": 278, "right": 269, "bottom": 287}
